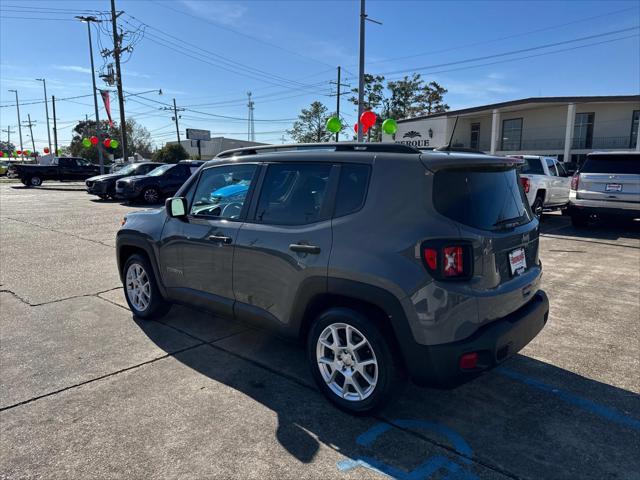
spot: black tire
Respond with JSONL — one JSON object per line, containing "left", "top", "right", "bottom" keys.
{"left": 97, "top": 194, "right": 108, "bottom": 200}
{"left": 141, "top": 186, "right": 161, "bottom": 205}
{"left": 307, "top": 307, "right": 405, "bottom": 415}
{"left": 532, "top": 196, "right": 544, "bottom": 219}
{"left": 122, "top": 253, "right": 171, "bottom": 319}
{"left": 21, "top": 178, "right": 29, "bottom": 186}
{"left": 28, "top": 176, "right": 43, "bottom": 187}
{"left": 571, "top": 212, "right": 590, "bottom": 228}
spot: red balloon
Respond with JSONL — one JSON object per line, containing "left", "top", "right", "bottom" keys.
{"left": 353, "top": 122, "right": 359, "bottom": 134}
{"left": 90, "top": 136, "right": 98, "bottom": 145}
{"left": 103, "top": 138, "right": 111, "bottom": 148}
{"left": 360, "top": 110, "right": 377, "bottom": 128}
{"left": 43, "top": 147, "right": 50, "bottom": 154}
{"left": 354, "top": 122, "right": 370, "bottom": 135}
{"left": 16, "top": 150, "right": 22, "bottom": 155}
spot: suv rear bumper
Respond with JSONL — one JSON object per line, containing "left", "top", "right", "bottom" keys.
{"left": 568, "top": 200, "right": 639, "bottom": 219}
{"left": 407, "top": 290, "right": 549, "bottom": 386}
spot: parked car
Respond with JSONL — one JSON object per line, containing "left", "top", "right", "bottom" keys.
{"left": 86, "top": 162, "right": 166, "bottom": 200}
{"left": 512, "top": 155, "right": 571, "bottom": 218}
{"left": 116, "top": 143, "right": 548, "bottom": 414}
{"left": 568, "top": 151, "right": 640, "bottom": 227}
{"left": 14, "top": 157, "right": 100, "bottom": 187}
{"left": 0, "top": 161, "right": 9, "bottom": 176}
{"left": 114, "top": 160, "right": 204, "bottom": 204}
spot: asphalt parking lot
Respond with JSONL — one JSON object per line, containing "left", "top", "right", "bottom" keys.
{"left": 1, "top": 182, "right": 639, "bottom": 480}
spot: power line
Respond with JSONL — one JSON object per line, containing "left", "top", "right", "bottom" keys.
{"left": 365, "top": 6, "right": 640, "bottom": 67}
{"left": 346, "top": 26, "right": 640, "bottom": 79}
{"left": 149, "top": 0, "right": 334, "bottom": 68}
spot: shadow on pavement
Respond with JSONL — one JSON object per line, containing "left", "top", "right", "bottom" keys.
{"left": 540, "top": 213, "right": 640, "bottom": 243}
{"left": 134, "top": 309, "right": 640, "bottom": 480}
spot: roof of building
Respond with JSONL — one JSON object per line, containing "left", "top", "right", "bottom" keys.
{"left": 398, "top": 95, "right": 640, "bottom": 123}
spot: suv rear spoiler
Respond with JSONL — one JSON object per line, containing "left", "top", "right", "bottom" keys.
{"left": 420, "top": 153, "right": 524, "bottom": 172}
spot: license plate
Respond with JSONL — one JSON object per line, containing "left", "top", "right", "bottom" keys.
{"left": 509, "top": 247, "right": 527, "bottom": 276}
{"left": 605, "top": 183, "right": 622, "bottom": 192}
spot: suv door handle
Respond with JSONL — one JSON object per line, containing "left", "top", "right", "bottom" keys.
{"left": 208, "top": 235, "right": 232, "bottom": 244}
{"left": 289, "top": 243, "right": 321, "bottom": 254}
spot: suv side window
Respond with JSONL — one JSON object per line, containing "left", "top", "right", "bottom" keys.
{"left": 546, "top": 158, "right": 558, "bottom": 176}
{"left": 168, "top": 164, "right": 188, "bottom": 178}
{"left": 255, "top": 163, "right": 332, "bottom": 225}
{"left": 334, "top": 164, "right": 370, "bottom": 217}
{"left": 190, "top": 164, "right": 257, "bottom": 219}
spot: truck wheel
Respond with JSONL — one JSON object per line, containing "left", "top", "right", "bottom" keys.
{"left": 29, "top": 176, "right": 43, "bottom": 187}
{"left": 532, "top": 196, "right": 544, "bottom": 219}
{"left": 307, "top": 307, "right": 405, "bottom": 415}
{"left": 122, "top": 254, "right": 170, "bottom": 319}
{"left": 142, "top": 187, "right": 160, "bottom": 204}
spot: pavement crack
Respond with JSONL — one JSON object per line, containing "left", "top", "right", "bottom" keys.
{"left": 0, "top": 288, "right": 32, "bottom": 306}
{"left": 4, "top": 216, "right": 114, "bottom": 248}
{"left": 0, "top": 342, "right": 207, "bottom": 413}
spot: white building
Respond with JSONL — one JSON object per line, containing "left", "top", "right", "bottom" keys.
{"left": 385, "top": 95, "right": 640, "bottom": 168}
{"left": 168, "top": 137, "right": 266, "bottom": 160}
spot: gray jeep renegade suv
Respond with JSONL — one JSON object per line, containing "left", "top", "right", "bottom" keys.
{"left": 116, "top": 143, "right": 549, "bottom": 414}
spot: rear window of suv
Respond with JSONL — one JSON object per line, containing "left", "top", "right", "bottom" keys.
{"left": 581, "top": 154, "right": 640, "bottom": 174}
{"left": 434, "top": 168, "right": 533, "bottom": 231}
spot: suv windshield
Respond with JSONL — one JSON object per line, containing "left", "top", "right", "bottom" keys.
{"left": 115, "top": 164, "right": 140, "bottom": 175}
{"left": 581, "top": 154, "right": 640, "bottom": 174}
{"left": 434, "top": 167, "right": 533, "bottom": 230}
{"left": 147, "top": 164, "right": 173, "bottom": 176}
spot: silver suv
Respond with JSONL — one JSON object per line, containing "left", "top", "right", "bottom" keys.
{"left": 568, "top": 151, "right": 640, "bottom": 227}
{"left": 116, "top": 143, "right": 549, "bottom": 414}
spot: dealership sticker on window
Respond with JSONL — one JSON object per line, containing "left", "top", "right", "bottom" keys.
{"left": 509, "top": 248, "right": 527, "bottom": 276}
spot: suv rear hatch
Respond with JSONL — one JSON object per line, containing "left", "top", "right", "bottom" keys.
{"left": 421, "top": 153, "right": 540, "bottom": 319}
{"left": 576, "top": 153, "right": 640, "bottom": 204}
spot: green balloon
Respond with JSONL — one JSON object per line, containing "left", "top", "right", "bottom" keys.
{"left": 326, "top": 116, "right": 342, "bottom": 134}
{"left": 382, "top": 118, "right": 398, "bottom": 135}
{"left": 82, "top": 137, "right": 91, "bottom": 148}
{"left": 110, "top": 139, "right": 119, "bottom": 149}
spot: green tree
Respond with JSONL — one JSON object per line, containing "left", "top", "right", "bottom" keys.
{"left": 68, "top": 118, "right": 153, "bottom": 162}
{"left": 288, "top": 101, "right": 335, "bottom": 143}
{"left": 419, "top": 81, "right": 449, "bottom": 114}
{"left": 384, "top": 74, "right": 426, "bottom": 120}
{"left": 0, "top": 140, "right": 16, "bottom": 156}
{"left": 152, "top": 143, "right": 188, "bottom": 163}
{"left": 348, "top": 74, "right": 386, "bottom": 111}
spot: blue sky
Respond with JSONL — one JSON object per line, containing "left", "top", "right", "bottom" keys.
{"left": 1, "top": 0, "right": 639, "bottom": 152}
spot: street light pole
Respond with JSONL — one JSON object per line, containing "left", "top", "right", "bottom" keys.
{"left": 8, "top": 89, "right": 24, "bottom": 160}
{"left": 76, "top": 15, "right": 105, "bottom": 174}
{"left": 35, "top": 79, "right": 52, "bottom": 154}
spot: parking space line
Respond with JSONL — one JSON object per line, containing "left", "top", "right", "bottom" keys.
{"left": 496, "top": 367, "right": 640, "bottom": 431}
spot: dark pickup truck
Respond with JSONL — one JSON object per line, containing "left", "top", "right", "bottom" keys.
{"left": 15, "top": 157, "right": 101, "bottom": 187}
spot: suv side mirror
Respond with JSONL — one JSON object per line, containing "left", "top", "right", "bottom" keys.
{"left": 166, "top": 197, "right": 187, "bottom": 218}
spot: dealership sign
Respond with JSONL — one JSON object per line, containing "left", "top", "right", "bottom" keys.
{"left": 186, "top": 129, "right": 211, "bottom": 141}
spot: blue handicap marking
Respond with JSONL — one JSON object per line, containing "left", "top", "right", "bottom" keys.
{"left": 337, "top": 419, "right": 479, "bottom": 480}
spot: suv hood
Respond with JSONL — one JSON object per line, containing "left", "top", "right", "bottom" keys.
{"left": 87, "top": 172, "right": 126, "bottom": 182}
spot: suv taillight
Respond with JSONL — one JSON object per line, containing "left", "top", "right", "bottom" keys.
{"left": 422, "top": 242, "right": 472, "bottom": 280}
{"left": 520, "top": 177, "right": 530, "bottom": 193}
{"left": 570, "top": 174, "right": 579, "bottom": 191}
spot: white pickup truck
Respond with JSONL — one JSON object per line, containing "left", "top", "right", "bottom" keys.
{"left": 511, "top": 155, "right": 571, "bottom": 218}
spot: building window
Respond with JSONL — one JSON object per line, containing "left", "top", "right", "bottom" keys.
{"left": 501, "top": 118, "right": 522, "bottom": 151}
{"left": 470, "top": 123, "right": 480, "bottom": 150}
{"left": 573, "top": 112, "right": 594, "bottom": 149}
{"left": 630, "top": 110, "right": 639, "bottom": 149}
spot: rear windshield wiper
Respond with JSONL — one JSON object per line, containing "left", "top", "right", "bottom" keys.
{"left": 493, "top": 216, "right": 523, "bottom": 229}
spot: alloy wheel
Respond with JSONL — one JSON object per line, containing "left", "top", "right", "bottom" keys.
{"left": 125, "top": 263, "right": 151, "bottom": 312}
{"left": 316, "top": 323, "right": 378, "bottom": 401}
{"left": 143, "top": 188, "right": 159, "bottom": 204}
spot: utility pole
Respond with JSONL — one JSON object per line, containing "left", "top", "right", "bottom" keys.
{"left": 162, "top": 98, "right": 184, "bottom": 143}
{"left": 8, "top": 90, "right": 24, "bottom": 160}
{"left": 24, "top": 114, "right": 36, "bottom": 153}
{"left": 2, "top": 126, "right": 15, "bottom": 144}
{"left": 330, "top": 66, "right": 350, "bottom": 142}
{"left": 356, "top": 0, "right": 381, "bottom": 142}
{"left": 247, "top": 92, "right": 255, "bottom": 142}
{"left": 35, "top": 78, "right": 52, "bottom": 153}
{"left": 51, "top": 95, "right": 58, "bottom": 155}
{"left": 357, "top": 0, "right": 366, "bottom": 142}
{"left": 77, "top": 15, "right": 105, "bottom": 174}
{"left": 110, "top": 0, "right": 127, "bottom": 161}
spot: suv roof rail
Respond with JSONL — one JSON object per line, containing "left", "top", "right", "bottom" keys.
{"left": 216, "top": 142, "right": 421, "bottom": 158}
